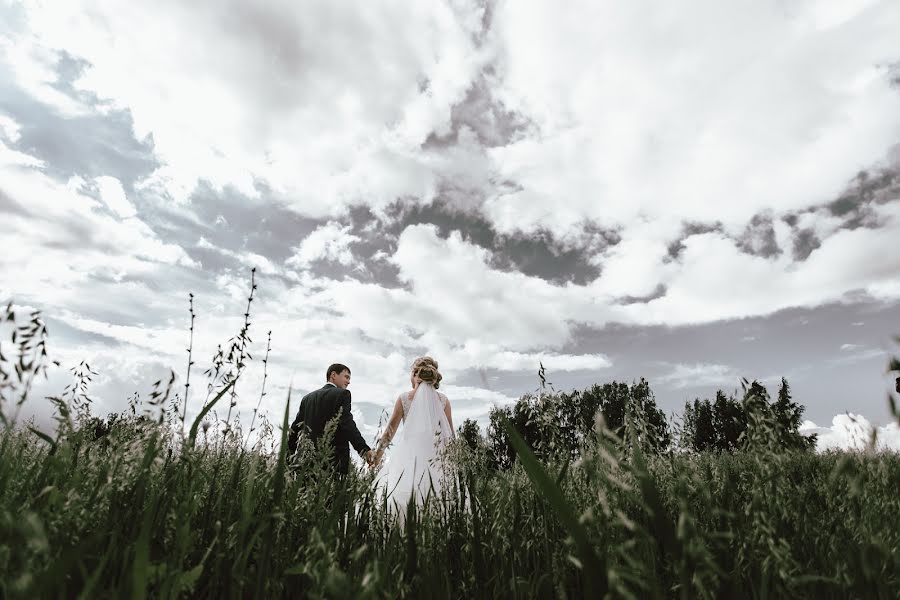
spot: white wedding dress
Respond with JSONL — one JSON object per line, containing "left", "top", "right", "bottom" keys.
{"left": 380, "top": 382, "right": 453, "bottom": 514}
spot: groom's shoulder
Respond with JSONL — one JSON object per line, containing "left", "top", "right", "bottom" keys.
{"left": 307, "top": 384, "right": 349, "bottom": 398}
{"left": 333, "top": 386, "right": 351, "bottom": 398}
{"left": 327, "top": 386, "right": 351, "bottom": 402}
{"left": 302, "top": 384, "right": 329, "bottom": 400}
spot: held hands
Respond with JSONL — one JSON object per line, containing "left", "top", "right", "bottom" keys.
{"left": 362, "top": 448, "right": 384, "bottom": 470}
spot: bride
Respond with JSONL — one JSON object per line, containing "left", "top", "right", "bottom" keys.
{"left": 374, "top": 356, "right": 454, "bottom": 513}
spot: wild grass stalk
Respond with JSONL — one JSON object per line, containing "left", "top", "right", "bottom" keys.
{"left": 180, "top": 292, "right": 196, "bottom": 433}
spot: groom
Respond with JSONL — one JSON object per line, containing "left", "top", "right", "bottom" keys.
{"left": 287, "top": 363, "right": 375, "bottom": 475}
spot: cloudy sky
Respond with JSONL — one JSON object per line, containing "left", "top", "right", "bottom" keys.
{"left": 2, "top": 0, "right": 899, "bottom": 450}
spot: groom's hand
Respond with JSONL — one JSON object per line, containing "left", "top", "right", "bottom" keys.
{"left": 363, "top": 449, "right": 376, "bottom": 467}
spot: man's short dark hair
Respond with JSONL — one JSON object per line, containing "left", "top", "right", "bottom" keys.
{"left": 326, "top": 363, "right": 350, "bottom": 381}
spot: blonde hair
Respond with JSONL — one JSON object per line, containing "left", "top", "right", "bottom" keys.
{"left": 412, "top": 356, "right": 442, "bottom": 389}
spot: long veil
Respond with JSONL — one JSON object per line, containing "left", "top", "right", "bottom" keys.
{"left": 383, "top": 382, "right": 453, "bottom": 513}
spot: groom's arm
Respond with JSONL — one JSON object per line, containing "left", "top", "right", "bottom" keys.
{"left": 337, "top": 389, "right": 371, "bottom": 455}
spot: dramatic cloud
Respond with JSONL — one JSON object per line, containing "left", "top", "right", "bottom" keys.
{"left": 2, "top": 0, "right": 899, "bottom": 435}
{"left": 0, "top": 152, "right": 197, "bottom": 310}
{"left": 487, "top": 1, "right": 900, "bottom": 236}
{"left": 613, "top": 201, "right": 900, "bottom": 326}
{"left": 800, "top": 414, "right": 900, "bottom": 452}
{"left": 286, "top": 222, "right": 362, "bottom": 270}
{"left": 3, "top": 0, "right": 490, "bottom": 213}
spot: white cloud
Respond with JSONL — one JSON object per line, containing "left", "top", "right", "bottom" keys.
{"left": 286, "top": 222, "right": 361, "bottom": 269}
{"left": 0, "top": 113, "right": 22, "bottom": 143}
{"left": 441, "top": 384, "right": 519, "bottom": 407}
{"left": 657, "top": 363, "right": 741, "bottom": 389}
{"left": 430, "top": 338, "right": 612, "bottom": 373}
{"left": 0, "top": 113, "right": 42, "bottom": 167}
{"left": 360, "top": 223, "right": 610, "bottom": 349}
{"left": 4, "top": 0, "right": 489, "bottom": 210}
{"left": 590, "top": 231, "right": 673, "bottom": 299}
{"left": 613, "top": 202, "right": 900, "bottom": 326}
{"left": 196, "top": 237, "right": 278, "bottom": 275}
{"left": 55, "top": 311, "right": 188, "bottom": 359}
{"left": 487, "top": 0, "right": 900, "bottom": 238}
{"left": 800, "top": 414, "right": 900, "bottom": 452}
{"left": 4, "top": 0, "right": 898, "bottom": 328}
{"left": 0, "top": 138, "right": 44, "bottom": 168}
{"left": 0, "top": 147, "right": 197, "bottom": 313}
{"left": 472, "top": 350, "right": 611, "bottom": 372}
{"left": 95, "top": 175, "right": 136, "bottom": 219}
{"left": 0, "top": 32, "right": 90, "bottom": 117}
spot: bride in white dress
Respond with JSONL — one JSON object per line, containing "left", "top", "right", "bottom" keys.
{"left": 374, "top": 356, "right": 454, "bottom": 513}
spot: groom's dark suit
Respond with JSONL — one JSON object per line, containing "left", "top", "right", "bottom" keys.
{"left": 287, "top": 383, "right": 371, "bottom": 475}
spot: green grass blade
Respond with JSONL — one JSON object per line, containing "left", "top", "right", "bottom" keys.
{"left": 28, "top": 426, "right": 56, "bottom": 450}
{"left": 630, "top": 441, "right": 679, "bottom": 560}
{"left": 501, "top": 416, "right": 607, "bottom": 596}
{"left": 130, "top": 436, "right": 162, "bottom": 600}
{"left": 273, "top": 387, "right": 291, "bottom": 505}
{"left": 188, "top": 378, "right": 237, "bottom": 446}
{"left": 555, "top": 457, "right": 571, "bottom": 486}
{"left": 76, "top": 551, "right": 110, "bottom": 600}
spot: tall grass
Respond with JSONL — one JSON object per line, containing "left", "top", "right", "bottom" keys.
{"left": 2, "top": 415, "right": 897, "bottom": 598}
{"left": 1, "top": 288, "right": 898, "bottom": 598}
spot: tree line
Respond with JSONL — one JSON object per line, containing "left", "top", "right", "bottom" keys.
{"left": 458, "top": 376, "right": 815, "bottom": 468}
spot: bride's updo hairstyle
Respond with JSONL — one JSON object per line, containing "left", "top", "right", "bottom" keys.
{"left": 412, "top": 356, "right": 442, "bottom": 389}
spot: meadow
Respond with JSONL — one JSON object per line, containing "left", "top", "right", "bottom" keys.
{"left": 1, "top": 292, "right": 899, "bottom": 599}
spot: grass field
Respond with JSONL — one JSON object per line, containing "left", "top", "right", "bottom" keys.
{"left": 2, "top": 298, "right": 899, "bottom": 599}
{"left": 1, "top": 399, "right": 898, "bottom": 599}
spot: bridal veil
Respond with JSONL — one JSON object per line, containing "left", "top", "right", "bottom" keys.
{"left": 382, "top": 381, "right": 453, "bottom": 513}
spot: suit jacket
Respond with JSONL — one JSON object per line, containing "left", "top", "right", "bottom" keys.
{"left": 287, "top": 383, "right": 370, "bottom": 475}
